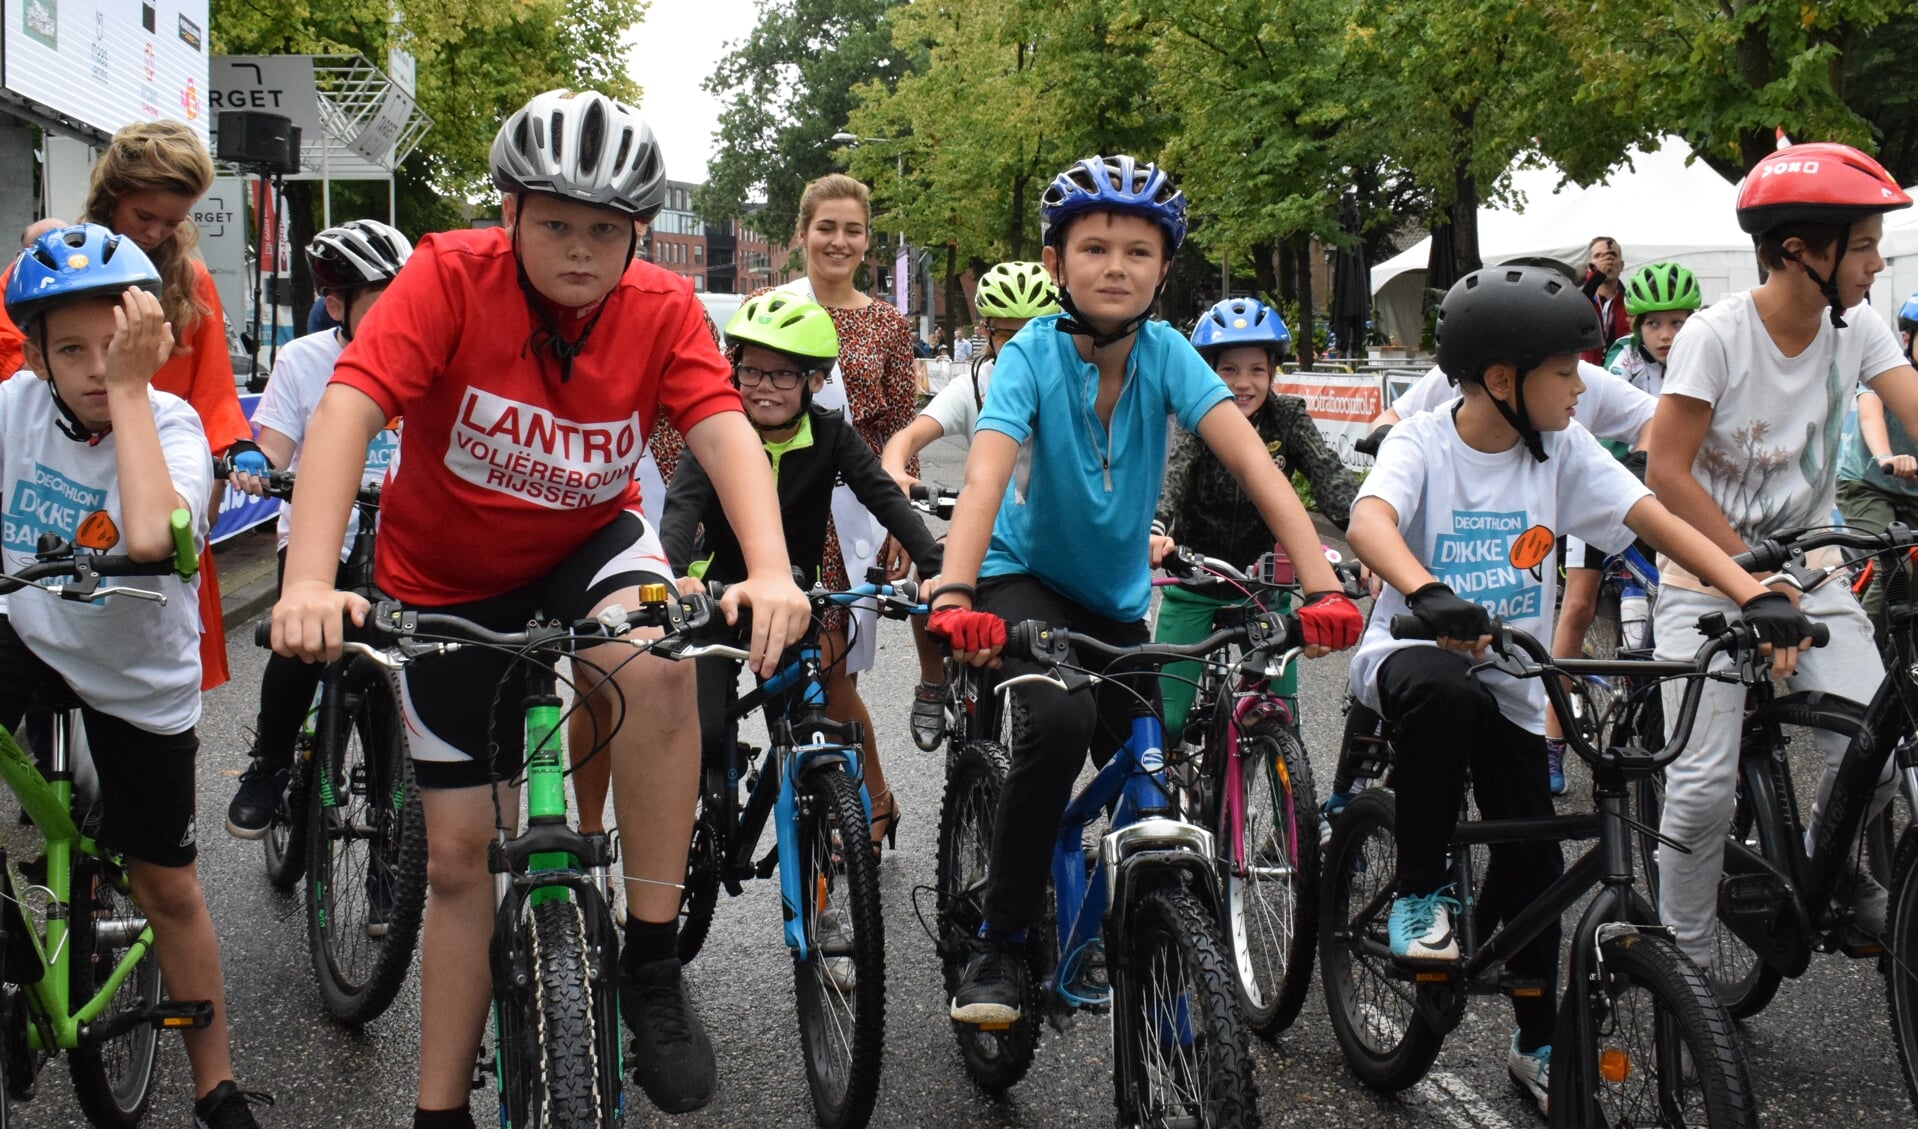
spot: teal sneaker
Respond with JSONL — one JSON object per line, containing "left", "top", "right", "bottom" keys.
{"left": 1507, "top": 1031, "right": 1550, "bottom": 1115}
{"left": 1387, "top": 889, "right": 1461, "bottom": 963}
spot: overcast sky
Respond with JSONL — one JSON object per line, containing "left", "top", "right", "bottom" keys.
{"left": 626, "top": 0, "right": 759, "bottom": 184}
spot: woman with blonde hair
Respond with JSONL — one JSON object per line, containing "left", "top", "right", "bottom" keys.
{"left": 2, "top": 119, "right": 257, "bottom": 689}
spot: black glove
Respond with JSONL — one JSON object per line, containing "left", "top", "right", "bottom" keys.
{"left": 1621, "top": 449, "right": 1649, "bottom": 483}
{"left": 1354, "top": 424, "right": 1393, "bottom": 458}
{"left": 1407, "top": 582, "right": 1493, "bottom": 641}
{"left": 1739, "top": 592, "right": 1813, "bottom": 650}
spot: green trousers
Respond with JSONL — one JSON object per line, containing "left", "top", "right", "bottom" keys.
{"left": 1153, "top": 584, "right": 1298, "bottom": 740}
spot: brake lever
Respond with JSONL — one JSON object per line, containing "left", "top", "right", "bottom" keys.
{"left": 75, "top": 584, "right": 167, "bottom": 606}
{"left": 995, "top": 668, "right": 1094, "bottom": 696}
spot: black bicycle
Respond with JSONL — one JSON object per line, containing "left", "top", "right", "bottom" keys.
{"left": 1321, "top": 614, "right": 1803, "bottom": 1127}
{"left": 241, "top": 468, "right": 424, "bottom": 1025}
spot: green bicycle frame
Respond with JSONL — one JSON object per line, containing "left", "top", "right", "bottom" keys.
{"left": 0, "top": 725, "right": 156, "bottom": 1052}
{"left": 523, "top": 697, "right": 576, "bottom": 906}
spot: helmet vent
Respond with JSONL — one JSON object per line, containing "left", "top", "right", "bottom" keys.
{"left": 578, "top": 102, "right": 605, "bottom": 173}
{"left": 1543, "top": 279, "right": 1562, "bottom": 294}
{"left": 547, "top": 112, "right": 564, "bottom": 163}
{"left": 612, "top": 128, "right": 634, "bottom": 175}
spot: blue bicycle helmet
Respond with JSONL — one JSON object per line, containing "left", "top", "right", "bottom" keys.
{"left": 1040, "top": 155, "right": 1186, "bottom": 254}
{"left": 1900, "top": 291, "right": 1918, "bottom": 329}
{"left": 1190, "top": 297, "right": 1292, "bottom": 359}
{"left": 6, "top": 224, "right": 161, "bottom": 333}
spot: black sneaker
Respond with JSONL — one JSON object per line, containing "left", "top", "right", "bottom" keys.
{"left": 193, "top": 1080, "right": 272, "bottom": 1128}
{"left": 621, "top": 957, "right": 717, "bottom": 1112}
{"left": 226, "top": 760, "right": 288, "bottom": 840}
{"left": 950, "top": 938, "right": 1025, "bottom": 1026}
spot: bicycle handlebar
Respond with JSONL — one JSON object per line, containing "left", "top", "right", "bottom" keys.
{"left": 1385, "top": 613, "right": 1826, "bottom": 773}
{"left": 908, "top": 482, "right": 959, "bottom": 521}
{"left": 1002, "top": 607, "right": 1301, "bottom": 672}
{"left": 253, "top": 589, "right": 722, "bottom": 657}
{"left": 0, "top": 508, "right": 198, "bottom": 599}
{"left": 1731, "top": 523, "right": 1918, "bottom": 576}
{"left": 215, "top": 459, "right": 383, "bottom": 508}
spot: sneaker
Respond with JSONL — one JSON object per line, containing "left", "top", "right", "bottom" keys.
{"left": 1545, "top": 739, "right": 1568, "bottom": 796}
{"left": 1387, "top": 889, "right": 1461, "bottom": 963}
{"left": 816, "top": 908, "right": 856, "bottom": 991}
{"left": 364, "top": 868, "right": 394, "bottom": 940}
{"left": 910, "top": 681, "right": 948, "bottom": 752}
{"left": 226, "top": 761, "right": 288, "bottom": 840}
{"left": 193, "top": 1080, "right": 273, "bottom": 1128}
{"left": 1318, "top": 789, "right": 1354, "bottom": 848}
{"left": 1837, "top": 855, "right": 1890, "bottom": 940}
{"left": 621, "top": 957, "right": 717, "bottom": 1113}
{"left": 950, "top": 938, "right": 1026, "bottom": 1026}
{"left": 1506, "top": 1032, "right": 1550, "bottom": 1115}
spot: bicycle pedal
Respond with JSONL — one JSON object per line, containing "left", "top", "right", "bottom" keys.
{"left": 1499, "top": 974, "right": 1549, "bottom": 999}
{"left": 754, "top": 848, "right": 779, "bottom": 879}
{"left": 149, "top": 999, "right": 214, "bottom": 1030}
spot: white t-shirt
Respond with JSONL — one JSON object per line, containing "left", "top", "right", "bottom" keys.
{"left": 919, "top": 357, "right": 993, "bottom": 440}
{"left": 1349, "top": 410, "right": 1649, "bottom": 731}
{"left": 1391, "top": 361, "right": 1654, "bottom": 446}
{"left": 0, "top": 377, "right": 211, "bottom": 734}
{"left": 252, "top": 330, "right": 400, "bottom": 559}
{"left": 1662, "top": 293, "right": 1906, "bottom": 556}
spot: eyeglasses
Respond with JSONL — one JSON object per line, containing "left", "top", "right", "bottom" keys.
{"left": 736, "top": 364, "right": 806, "bottom": 390}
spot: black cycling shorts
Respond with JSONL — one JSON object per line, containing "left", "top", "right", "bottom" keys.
{"left": 400, "top": 511, "right": 673, "bottom": 790}
{"left": 0, "top": 617, "right": 199, "bottom": 868}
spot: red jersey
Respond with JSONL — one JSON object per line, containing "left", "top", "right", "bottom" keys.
{"left": 331, "top": 227, "right": 742, "bottom": 604}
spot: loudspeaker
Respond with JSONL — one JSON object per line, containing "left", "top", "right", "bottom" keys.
{"left": 215, "top": 111, "right": 301, "bottom": 175}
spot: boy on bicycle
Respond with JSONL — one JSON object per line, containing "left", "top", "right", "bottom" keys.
{"left": 1834, "top": 291, "right": 1918, "bottom": 634}
{"left": 1603, "top": 261, "right": 1701, "bottom": 399}
{"left": 1349, "top": 264, "right": 1809, "bottom": 1111}
{"left": 660, "top": 291, "right": 943, "bottom": 837}
{"left": 881, "top": 260, "right": 1060, "bottom": 750}
{"left": 926, "top": 154, "right": 1364, "bottom": 1024}
{"left": 1150, "top": 296, "right": 1358, "bottom": 741}
{"left": 3, "top": 225, "right": 266, "bottom": 1126}
{"left": 1648, "top": 143, "right": 1918, "bottom": 967}
{"left": 268, "top": 90, "right": 809, "bottom": 1126}
{"left": 226, "top": 219, "right": 410, "bottom": 840}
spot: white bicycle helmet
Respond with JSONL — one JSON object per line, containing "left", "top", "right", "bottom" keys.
{"left": 307, "top": 219, "right": 413, "bottom": 291}
{"left": 490, "top": 89, "right": 668, "bottom": 218}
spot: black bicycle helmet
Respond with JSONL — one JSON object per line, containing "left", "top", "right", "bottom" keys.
{"left": 1434, "top": 265, "right": 1604, "bottom": 462}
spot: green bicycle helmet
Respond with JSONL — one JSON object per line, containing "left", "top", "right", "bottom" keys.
{"left": 724, "top": 292, "right": 840, "bottom": 369}
{"left": 1622, "top": 262, "right": 1702, "bottom": 317}
{"left": 974, "top": 261, "right": 1062, "bottom": 319}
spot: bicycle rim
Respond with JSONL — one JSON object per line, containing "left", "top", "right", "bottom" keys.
{"left": 1553, "top": 931, "right": 1759, "bottom": 1128}
{"left": 67, "top": 858, "right": 159, "bottom": 1129}
{"left": 307, "top": 665, "right": 425, "bottom": 1023}
{"left": 1885, "top": 826, "right": 1918, "bottom": 1116}
{"left": 1219, "top": 719, "right": 1317, "bottom": 1038}
{"left": 792, "top": 766, "right": 884, "bottom": 1129}
{"left": 1114, "top": 888, "right": 1259, "bottom": 1128}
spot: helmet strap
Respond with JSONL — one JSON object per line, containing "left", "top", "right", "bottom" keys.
{"left": 1054, "top": 283, "right": 1155, "bottom": 348}
{"left": 35, "top": 324, "right": 107, "bottom": 444}
{"left": 1487, "top": 368, "right": 1547, "bottom": 463}
{"left": 969, "top": 350, "right": 991, "bottom": 412}
{"left": 1779, "top": 237, "right": 1850, "bottom": 329}
{"left": 509, "top": 200, "right": 630, "bottom": 381}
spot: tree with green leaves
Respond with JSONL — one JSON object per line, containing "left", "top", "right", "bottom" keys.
{"left": 700, "top": 0, "right": 915, "bottom": 249}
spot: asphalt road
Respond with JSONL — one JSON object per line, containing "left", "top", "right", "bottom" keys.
{"left": 20, "top": 433, "right": 1917, "bottom": 1127}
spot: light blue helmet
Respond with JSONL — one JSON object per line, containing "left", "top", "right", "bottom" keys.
{"left": 1900, "top": 292, "right": 1918, "bottom": 329}
{"left": 5, "top": 223, "right": 160, "bottom": 332}
{"left": 1190, "top": 297, "right": 1291, "bottom": 359}
{"left": 1040, "top": 155, "right": 1186, "bottom": 253}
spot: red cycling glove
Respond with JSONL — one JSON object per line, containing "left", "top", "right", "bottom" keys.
{"left": 927, "top": 606, "right": 1008, "bottom": 653}
{"left": 1298, "top": 591, "right": 1364, "bottom": 650}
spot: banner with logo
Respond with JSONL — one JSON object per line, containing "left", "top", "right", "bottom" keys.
{"left": 1275, "top": 373, "right": 1385, "bottom": 471}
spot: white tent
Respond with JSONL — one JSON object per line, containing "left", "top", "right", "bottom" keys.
{"left": 1370, "top": 138, "right": 1761, "bottom": 351}
{"left": 1878, "top": 196, "right": 1918, "bottom": 325}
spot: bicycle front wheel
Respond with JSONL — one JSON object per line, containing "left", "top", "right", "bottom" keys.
{"left": 1550, "top": 930, "right": 1759, "bottom": 1129}
{"left": 792, "top": 765, "right": 884, "bottom": 1129}
{"left": 1885, "top": 825, "right": 1918, "bottom": 1115}
{"left": 1216, "top": 717, "right": 1317, "bottom": 1038}
{"left": 499, "top": 898, "right": 621, "bottom": 1128}
{"left": 1112, "top": 888, "right": 1260, "bottom": 1128}
{"left": 1318, "top": 788, "right": 1445, "bottom": 1091}
{"left": 66, "top": 856, "right": 160, "bottom": 1129}
{"left": 935, "top": 740, "right": 1043, "bottom": 1092}
{"left": 306, "top": 662, "right": 426, "bottom": 1024}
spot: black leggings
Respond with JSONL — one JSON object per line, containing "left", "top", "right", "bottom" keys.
{"left": 251, "top": 552, "right": 350, "bottom": 769}
{"left": 1378, "top": 646, "right": 1562, "bottom": 1049}
{"left": 978, "top": 575, "right": 1157, "bottom": 936}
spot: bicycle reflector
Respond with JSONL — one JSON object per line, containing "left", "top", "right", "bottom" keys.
{"left": 1599, "top": 1047, "right": 1631, "bottom": 1083}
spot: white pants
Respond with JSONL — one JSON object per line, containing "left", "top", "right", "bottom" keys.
{"left": 1653, "top": 581, "right": 1894, "bottom": 965}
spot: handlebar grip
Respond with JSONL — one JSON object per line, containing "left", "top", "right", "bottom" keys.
{"left": 908, "top": 483, "right": 929, "bottom": 500}
{"left": 1389, "top": 614, "right": 1435, "bottom": 641}
{"left": 254, "top": 618, "right": 273, "bottom": 649}
{"left": 169, "top": 508, "right": 198, "bottom": 580}
{"left": 1729, "top": 541, "right": 1788, "bottom": 573}
{"left": 1811, "top": 622, "right": 1831, "bottom": 647}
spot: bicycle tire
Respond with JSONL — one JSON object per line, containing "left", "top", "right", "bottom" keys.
{"left": 262, "top": 728, "right": 314, "bottom": 890}
{"left": 1112, "top": 888, "right": 1260, "bottom": 1127}
{"left": 792, "top": 765, "right": 885, "bottom": 1129}
{"left": 1216, "top": 717, "right": 1318, "bottom": 1039}
{"left": 1885, "top": 825, "right": 1918, "bottom": 1117}
{"left": 1868, "top": 789, "right": 1912, "bottom": 889}
{"left": 1587, "top": 578, "right": 1623, "bottom": 661}
{"left": 1318, "top": 788, "right": 1445, "bottom": 1091}
{"left": 306, "top": 662, "right": 426, "bottom": 1024}
{"left": 532, "top": 899, "right": 609, "bottom": 1127}
{"left": 935, "top": 740, "right": 1044, "bottom": 1092}
{"left": 1549, "top": 929, "right": 1759, "bottom": 1129}
{"left": 66, "top": 856, "right": 160, "bottom": 1129}
{"left": 675, "top": 798, "right": 721, "bottom": 965}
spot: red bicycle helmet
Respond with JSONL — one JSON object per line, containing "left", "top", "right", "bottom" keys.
{"left": 1735, "top": 142, "right": 1911, "bottom": 326}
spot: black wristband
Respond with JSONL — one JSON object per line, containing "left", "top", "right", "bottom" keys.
{"left": 928, "top": 582, "right": 977, "bottom": 605}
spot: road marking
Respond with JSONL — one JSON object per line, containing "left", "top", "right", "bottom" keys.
{"left": 1359, "top": 1003, "right": 1514, "bottom": 1128}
